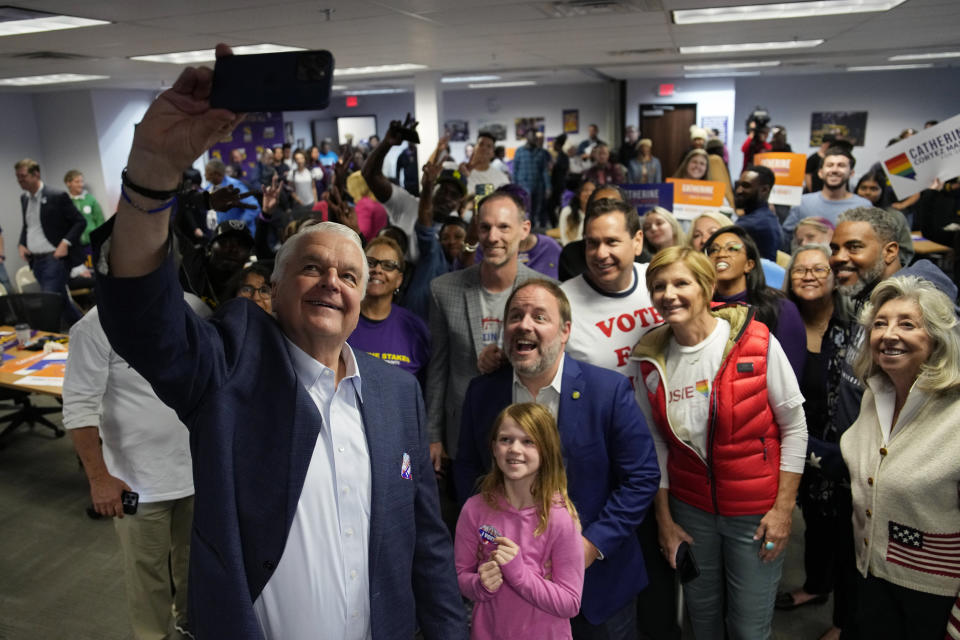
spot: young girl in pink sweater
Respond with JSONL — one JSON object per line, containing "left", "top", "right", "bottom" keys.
{"left": 454, "top": 403, "right": 585, "bottom": 639}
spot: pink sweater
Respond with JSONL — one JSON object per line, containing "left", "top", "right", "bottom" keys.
{"left": 455, "top": 493, "right": 584, "bottom": 640}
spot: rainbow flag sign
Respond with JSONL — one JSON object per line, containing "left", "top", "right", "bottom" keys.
{"left": 884, "top": 153, "right": 917, "bottom": 180}
{"left": 880, "top": 112, "right": 960, "bottom": 198}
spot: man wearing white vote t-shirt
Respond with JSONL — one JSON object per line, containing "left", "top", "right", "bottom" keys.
{"left": 560, "top": 193, "right": 678, "bottom": 640}
{"left": 561, "top": 196, "right": 662, "bottom": 385}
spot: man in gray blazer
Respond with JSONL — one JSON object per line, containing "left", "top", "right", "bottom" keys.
{"left": 426, "top": 190, "right": 545, "bottom": 472}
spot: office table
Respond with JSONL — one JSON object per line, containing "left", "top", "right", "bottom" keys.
{"left": 0, "top": 328, "right": 68, "bottom": 444}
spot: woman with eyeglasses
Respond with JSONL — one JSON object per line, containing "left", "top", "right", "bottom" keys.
{"left": 775, "top": 243, "right": 855, "bottom": 639}
{"left": 232, "top": 263, "right": 273, "bottom": 314}
{"left": 703, "top": 226, "right": 806, "bottom": 378}
{"left": 631, "top": 246, "right": 807, "bottom": 640}
{"left": 347, "top": 236, "right": 430, "bottom": 385}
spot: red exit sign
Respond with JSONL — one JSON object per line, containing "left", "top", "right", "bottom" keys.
{"left": 346, "top": 96, "right": 358, "bottom": 107}
{"left": 658, "top": 84, "right": 675, "bottom": 97}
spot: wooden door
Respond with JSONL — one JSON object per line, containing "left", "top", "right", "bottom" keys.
{"left": 639, "top": 104, "right": 697, "bottom": 181}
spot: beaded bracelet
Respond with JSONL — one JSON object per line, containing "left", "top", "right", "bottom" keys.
{"left": 121, "top": 185, "right": 177, "bottom": 214}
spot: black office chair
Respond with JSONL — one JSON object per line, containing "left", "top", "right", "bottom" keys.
{"left": 0, "top": 293, "right": 66, "bottom": 444}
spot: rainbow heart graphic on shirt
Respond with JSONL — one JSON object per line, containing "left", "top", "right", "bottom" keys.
{"left": 884, "top": 153, "right": 917, "bottom": 180}
{"left": 695, "top": 379, "right": 710, "bottom": 398}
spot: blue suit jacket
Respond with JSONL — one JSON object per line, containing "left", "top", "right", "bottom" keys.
{"left": 454, "top": 354, "right": 660, "bottom": 625}
{"left": 94, "top": 223, "right": 466, "bottom": 639}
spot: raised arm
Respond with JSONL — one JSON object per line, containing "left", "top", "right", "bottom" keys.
{"left": 111, "top": 44, "right": 244, "bottom": 278}
{"left": 362, "top": 114, "right": 417, "bottom": 203}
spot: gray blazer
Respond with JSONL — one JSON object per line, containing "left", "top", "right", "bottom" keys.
{"left": 425, "top": 262, "right": 544, "bottom": 457}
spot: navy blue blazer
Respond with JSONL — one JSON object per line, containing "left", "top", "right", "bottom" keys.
{"left": 94, "top": 227, "right": 466, "bottom": 639}
{"left": 19, "top": 184, "right": 85, "bottom": 251}
{"left": 454, "top": 354, "right": 660, "bottom": 625}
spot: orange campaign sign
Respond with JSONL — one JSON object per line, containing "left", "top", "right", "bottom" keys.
{"left": 665, "top": 178, "right": 726, "bottom": 220}
{"left": 754, "top": 152, "right": 806, "bottom": 206}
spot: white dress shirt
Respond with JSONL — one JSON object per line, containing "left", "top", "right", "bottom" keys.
{"left": 254, "top": 340, "right": 372, "bottom": 640}
{"left": 23, "top": 181, "right": 57, "bottom": 254}
{"left": 511, "top": 356, "right": 565, "bottom": 419}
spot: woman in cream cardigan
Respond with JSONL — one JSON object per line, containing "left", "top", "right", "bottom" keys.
{"left": 841, "top": 275, "right": 960, "bottom": 639}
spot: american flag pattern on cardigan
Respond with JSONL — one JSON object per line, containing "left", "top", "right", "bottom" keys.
{"left": 886, "top": 521, "right": 960, "bottom": 579}
{"left": 948, "top": 597, "right": 960, "bottom": 640}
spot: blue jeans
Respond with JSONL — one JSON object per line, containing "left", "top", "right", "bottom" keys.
{"left": 29, "top": 253, "right": 81, "bottom": 326}
{"left": 671, "top": 497, "right": 784, "bottom": 640}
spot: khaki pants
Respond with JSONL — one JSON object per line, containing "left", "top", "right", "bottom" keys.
{"left": 113, "top": 496, "right": 193, "bottom": 640}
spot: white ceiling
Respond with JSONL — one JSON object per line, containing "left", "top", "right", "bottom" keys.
{"left": 0, "top": 0, "right": 957, "bottom": 93}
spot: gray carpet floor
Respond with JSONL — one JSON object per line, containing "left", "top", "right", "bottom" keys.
{"left": 0, "top": 399, "right": 834, "bottom": 640}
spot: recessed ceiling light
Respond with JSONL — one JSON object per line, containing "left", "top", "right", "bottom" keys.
{"left": 0, "top": 13, "right": 109, "bottom": 37}
{"left": 680, "top": 40, "right": 823, "bottom": 55}
{"left": 131, "top": 44, "right": 304, "bottom": 64}
{"left": 468, "top": 80, "right": 537, "bottom": 89}
{"left": 684, "top": 71, "right": 763, "bottom": 78}
{"left": 683, "top": 61, "right": 781, "bottom": 71}
{"left": 847, "top": 64, "right": 934, "bottom": 72}
{"left": 344, "top": 88, "right": 408, "bottom": 95}
{"left": 334, "top": 63, "right": 427, "bottom": 76}
{"left": 0, "top": 73, "right": 108, "bottom": 86}
{"left": 673, "top": 0, "right": 904, "bottom": 24}
{"left": 890, "top": 51, "right": 960, "bottom": 61}
{"left": 331, "top": 85, "right": 347, "bottom": 90}
{"left": 441, "top": 75, "right": 502, "bottom": 83}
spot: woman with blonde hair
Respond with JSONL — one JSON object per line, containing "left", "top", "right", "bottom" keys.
{"left": 345, "top": 171, "right": 388, "bottom": 241}
{"left": 632, "top": 245, "right": 807, "bottom": 639}
{"left": 642, "top": 207, "right": 685, "bottom": 254}
{"left": 842, "top": 275, "right": 960, "bottom": 639}
{"left": 673, "top": 149, "right": 710, "bottom": 182}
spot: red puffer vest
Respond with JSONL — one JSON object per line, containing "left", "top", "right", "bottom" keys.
{"left": 632, "top": 304, "right": 780, "bottom": 516}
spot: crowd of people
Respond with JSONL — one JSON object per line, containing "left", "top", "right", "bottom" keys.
{"left": 26, "top": 49, "right": 959, "bottom": 640}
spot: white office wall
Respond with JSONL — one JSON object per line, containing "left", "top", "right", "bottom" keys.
{"left": 90, "top": 89, "right": 156, "bottom": 212}
{"left": 441, "top": 82, "right": 617, "bottom": 160}
{"left": 730, "top": 68, "right": 960, "bottom": 179}
{"left": 625, "top": 77, "right": 737, "bottom": 147}
{"left": 0, "top": 93, "right": 43, "bottom": 273}
{"left": 284, "top": 92, "right": 417, "bottom": 149}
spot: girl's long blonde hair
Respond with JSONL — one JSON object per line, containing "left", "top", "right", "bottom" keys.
{"left": 479, "top": 403, "right": 578, "bottom": 536}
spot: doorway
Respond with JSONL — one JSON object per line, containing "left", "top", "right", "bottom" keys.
{"left": 639, "top": 103, "right": 697, "bottom": 180}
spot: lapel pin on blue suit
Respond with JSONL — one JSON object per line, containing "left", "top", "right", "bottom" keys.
{"left": 572, "top": 391, "right": 581, "bottom": 400}
{"left": 400, "top": 452, "right": 412, "bottom": 480}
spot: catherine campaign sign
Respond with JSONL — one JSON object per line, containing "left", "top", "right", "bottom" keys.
{"left": 666, "top": 178, "right": 726, "bottom": 221}
{"left": 881, "top": 113, "right": 960, "bottom": 198}
{"left": 621, "top": 183, "right": 674, "bottom": 215}
{"left": 754, "top": 152, "right": 806, "bottom": 206}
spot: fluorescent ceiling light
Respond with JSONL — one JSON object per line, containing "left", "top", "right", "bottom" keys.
{"left": 468, "top": 80, "right": 537, "bottom": 89}
{"left": 131, "top": 44, "right": 304, "bottom": 64}
{"left": 0, "top": 15, "right": 109, "bottom": 37}
{"left": 673, "top": 0, "right": 904, "bottom": 24}
{"left": 890, "top": 51, "right": 960, "bottom": 61}
{"left": 334, "top": 63, "right": 427, "bottom": 77}
{"left": 680, "top": 40, "right": 823, "bottom": 55}
{"left": 331, "top": 85, "right": 347, "bottom": 90}
{"left": 442, "top": 75, "right": 501, "bottom": 83}
{"left": 344, "top": 88, "right": 408, "bottom": 95}
{"left": 0, "top": 73, "right": 108, "bottom": 86}
{"left": 684, "top": 60, "right": 781, "bottom": 70}
{"left": 847, "top": 64, "right": 933, "bottom": 71}
{"left": 684, "top": 71, "right": 762, "bottom": 78}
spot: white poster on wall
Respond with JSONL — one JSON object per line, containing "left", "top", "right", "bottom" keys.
{"left": 701, "top": 116, "right": 729, "bottom": 144}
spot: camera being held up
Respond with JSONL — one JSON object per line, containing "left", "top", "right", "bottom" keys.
{"left": 745, "top": 106, "right": 771, "bottom": 136}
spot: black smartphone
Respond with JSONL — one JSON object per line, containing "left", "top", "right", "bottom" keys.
{"left": 210, "top": 50, "right": 334, "bottom": 112}
{"left": 121, "top": 490, "right": 139, "bottom": 516}
{"left": 675, "top": 541, "right": 700, "bottom": 583}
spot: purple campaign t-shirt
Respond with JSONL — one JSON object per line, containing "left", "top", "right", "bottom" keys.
{"left": 348, "top": 304, "right": 431, "bottom": 386}
{"left": 474, "top": 233, "right": 562, "bottom": 279}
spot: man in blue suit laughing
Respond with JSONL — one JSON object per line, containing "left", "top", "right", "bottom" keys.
{"left": 94, "top": 45, "right": 466, "bottom": 640}
{"left": 454, "top": 279, "right": 660, "bottom": 639}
